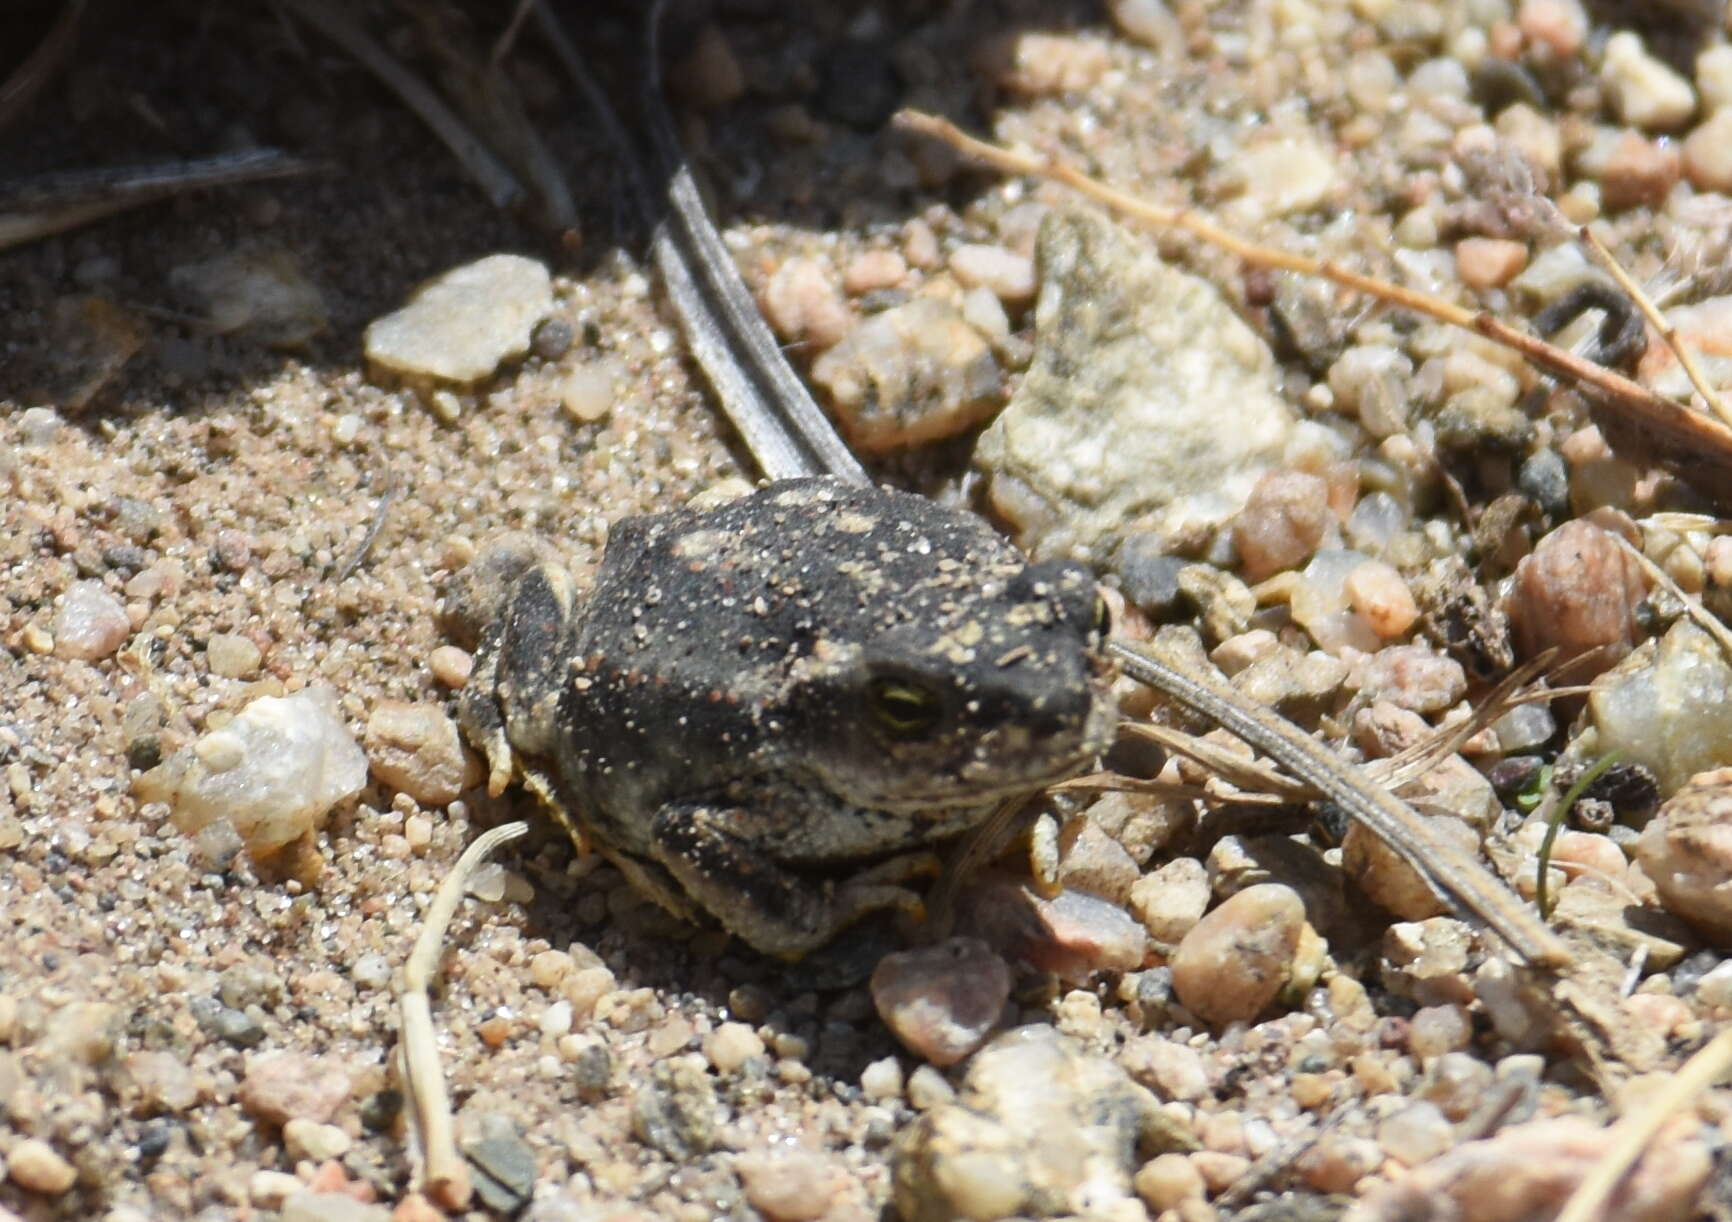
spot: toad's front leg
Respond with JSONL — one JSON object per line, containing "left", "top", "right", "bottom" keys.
{"left": 649, "top": 803, "right": 934, "bottom": 957}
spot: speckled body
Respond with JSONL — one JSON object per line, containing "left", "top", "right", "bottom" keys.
{"left": 457, "top": 477, "right": 1117, "bottom": 955}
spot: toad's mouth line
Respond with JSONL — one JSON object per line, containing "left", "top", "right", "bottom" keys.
{"left": 867, "top": 758, "right": 1101, "bottom": 811}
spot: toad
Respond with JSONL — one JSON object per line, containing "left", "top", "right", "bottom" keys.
{"left": 450, "top": 477, "right": 1116, "bottom": 956}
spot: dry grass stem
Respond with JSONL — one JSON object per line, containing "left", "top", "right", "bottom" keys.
{"left": 1555, "top": 1027, "right": 1732, "bottom": 1222}
{"left": 399, "top": 819, "right": 530, "bottom": 1211}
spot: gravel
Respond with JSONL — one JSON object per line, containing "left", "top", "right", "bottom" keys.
{"left": 8, "top": 4, "right": 1732, "bottom": 1220}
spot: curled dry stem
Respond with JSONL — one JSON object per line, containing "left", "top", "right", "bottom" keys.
{"left": 398, "top": 819, "right": 529, "bottom": 1211}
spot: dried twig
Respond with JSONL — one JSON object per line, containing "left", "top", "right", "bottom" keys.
{"left": 1554, "top": 1026, "right": 1732, "bottom": 1222}
{"left": 1608, "top": 532, "right": 1732, "bottom": 665}
{"left": 1110, "top": 636, "right": 1573, "bottom": 968}
{"left": 0, "top": 150, "right": 314, "bottom": 251}
{"left": 280, "top": 0, "right": 524, "bottom": 211}
{"left": 532, "top": 1, "right": 866, "bottom": 482}
{"left": 399, "top": 820, "right": 529, "bottom": 1210}
{"left": 0, "top": 0, "right": 84, "bottom": 133}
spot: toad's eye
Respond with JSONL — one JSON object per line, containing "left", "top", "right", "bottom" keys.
{"left": 869, "top": 678, "right": 943, "bottom": 739}
{"left": 1092, "top": 594, "right": 1112, "bottom": 638}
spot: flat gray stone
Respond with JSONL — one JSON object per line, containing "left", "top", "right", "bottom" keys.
{"left": 364, "top": 253, "right": 553, "bottom": 384}
{"left": 975, "top": 209, "right": 1295, "bottom": 562}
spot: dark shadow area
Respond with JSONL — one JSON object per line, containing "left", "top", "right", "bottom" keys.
{"left": 0, "top": 0, "right": 1102, "bottom": 440}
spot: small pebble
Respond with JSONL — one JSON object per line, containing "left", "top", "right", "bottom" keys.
{"left": 1455, "top": 237, "right": 1527, "bottom": 290}
{"left": 1056, "top": 818, "right": 1141, "bottom": 903}
{"left": 1346, "top": 814, "right": 1481, "bottom": 921}
{"left": 735, "top": 1146, "right": 839, "bottom": 1222}
{"left": 1518, "top": 0, "right": 1586, "bottom": 58}
{"left": 1378, "top": 1093, "right": 1447, "bottom": 1163}
{"left": 529, "top": 316, "right": 573, "bottom": 361}
{"left": 1589, "top": 130, "right": 1682, "bottom": 210}
{"left": 53, "top": 580, "right": 130, "bottom": 661}
{"left": 1634, "top": 769, "right": 1732, "bottom": 941}
{"left": 1110, "top": 0, "right": 1185, "bottom": 55}
{"left": 1129, "top": 856, "right": 1211, "bottom": 947}
{"left": 558, "top": 361, "right": 618, "bottom": 424}
{"left": 364, "top": 701, "right": 475, "bottom": 807}
{"left": 1694, "top": 961, "right": 1732, "bottom": 1010}
{"left": 529, "top": 949, "right": 573, "bottom": 990}
{"left": 428, "top": 645, "right": 473, "bottom": 688}
{"left": 1506, "top": 520, "right": 1647, "bottom": 680}
{"left": 364, "top": 254, "right": 553, "bottom": 384}
{"left": 860, "top": 1056, "right": 904, "bottom": 1101}
{"left": 283, "top": 1192, "right": 390, "bottom": 1222}
{"left": 948, "top": 244, "right": 1036, "bottom": 306}
{"left": 1683, "top": 108, "right": 1732, "bottom": 193}
{"left": 905, "top": 1064, "right": 954, "bottom": 1110}
{"left": 122, "top": 1050, "right": 200, "bottom": 1114}
{"left": 7, "top": 1138, "right": 77, "bottom": 1195}
{"left": 250, "top": 1169, "right": 305, "bottom": 1209}
{"left": 1127, "top": 1036, "right": 1210, "bottom": 1101}
{"left": 206, "top": 632, "right": 262, "bottom": 678}
{"left": 1602, "top": 31, "right": 1696, "bottom": 131}
{"left": 842, "top": 249, "right": 907, "bottom": 296}
{"left": 1351, "top": 644, "right": 1466, "bottom": 714}
{"left": 1698, "top": 45, "right": 1732, "bottom": 113}
{"left": 981, "top": 31, "right": 1111, "bottom": 95}
{"left": 1171, "top": 884, "right": 1306, "bottom": 1025}
{"left": 1408, "top": 1004, "right": 1473, "bottom": 1058}
{"left": 562, "top": 966, "right": 617, "bottom": 1020}
{"left": 871, "top": 937, "right": 1010, "bottom": 1066}
{"left": 1233, "top": 138, "right": 1339, "bottom": 220}
{"left": 1234, "top": 470, "right": 1332, "bottom": 582}
{"left": 760, "top": 257, "right": 851, "bottom": 352}
{"left": 1328, "top": 345, "right": 1412, "bottom": 438}
{"left": 238, "top": 1051, "right": 352, "bottom": 1125}
{"left": 811, "top": 296, "right": 1000, "bottom": 453}
{"left": 1136, "top": 1152, "right": 1205, "bottom": 1211}
{"left": 284, "top": 1117, "right": 352, "bottom": 1163}
{"left": 1344, "top": 560, "right": 1418, "bottom": 639}
{"left": 703, "top": 1022, "right": 765, "bottom": 1074}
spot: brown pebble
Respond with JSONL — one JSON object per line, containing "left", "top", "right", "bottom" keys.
{"left": 1171, "top": 883, "right": 1306, "bottom": 1025}
{"left": 1683, "top": 109, "right": 1732, "bottom": 193}
{"left": 364, "top": 700, "right": 477, "bottom": 807}
{"left": 842, "top": 249, "right": 908, "bottom": 296}
{"left": 1455, "top": 238, "right": 1528, "bottom": 289}
{"left": 1506, "top": 519, "right": 1647, "bottom": 680}
{"left": 760, "top": 257, "right": 852, "bottom": 352}
{"left": 871, "top": 937, "right": 1010, "bottom": 1066}
{"left": 735, "top": 1147, "right": 842, "bottom": 1222}
{"left": 1343, "top": 815, "right": 1481, "bottom": 921}
{"left": 948, "top": 244, "right": 1036, "bottom": 306}
{"left": 1634, "top": 768, "right": 1732, "bottom": 943}
{"left": 238, "top": 1051, "right": 352, "bottom": 1126}
{"left": 7, "top": 1138, "right": 77, "bottom": 1195}
{"left": 1345, "top": 560, "right": 1419, "bottom": 639}
{"left": 1234, "top": 471, "right": 1332, "bottom": 583}
{"left": 670, "top": 24, "right": 744, "bottom": 110}
{"left": 1596, "top": 132, "right": 1682, "bottom": 210}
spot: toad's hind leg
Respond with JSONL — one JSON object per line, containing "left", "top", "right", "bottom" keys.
{"left": 649, "top": 803, "right": 932, "bottom": 958}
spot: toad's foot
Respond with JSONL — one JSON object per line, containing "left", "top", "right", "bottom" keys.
{"left": 651, "top": 803, "right": 936, "bottom": 957}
